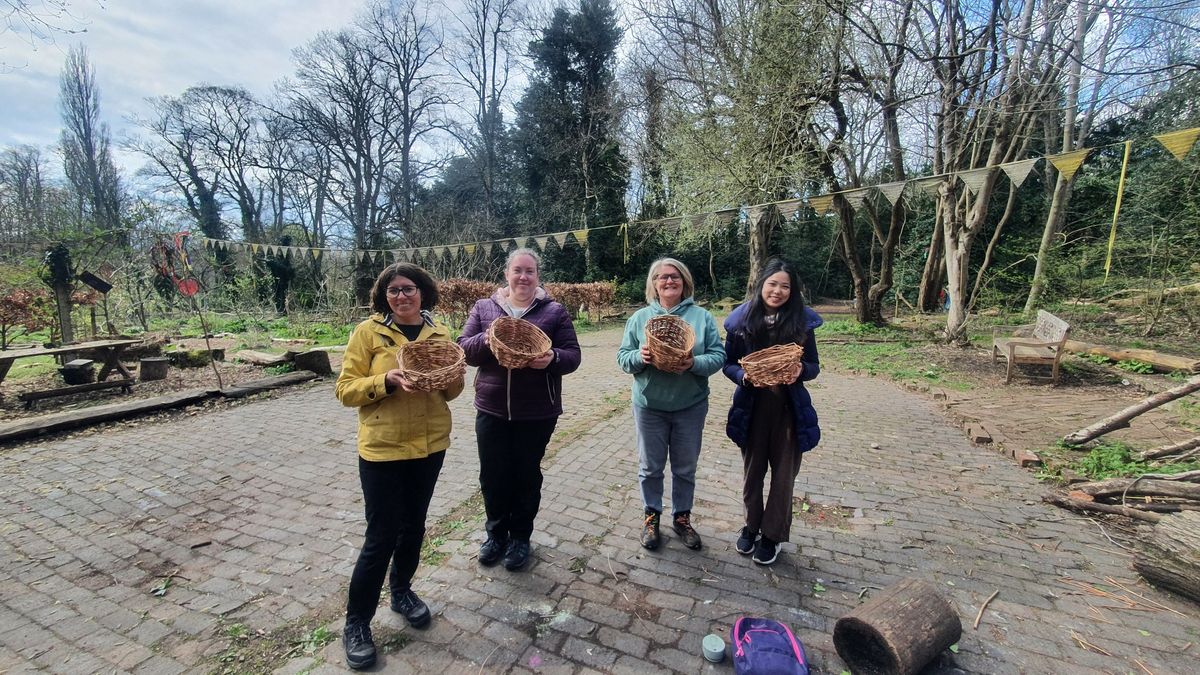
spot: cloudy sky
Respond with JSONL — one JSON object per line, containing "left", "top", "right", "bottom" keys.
{"left": 1, "top": 0, "right": 366, "bottom": 169}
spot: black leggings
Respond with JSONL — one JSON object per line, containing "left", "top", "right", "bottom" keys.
{"left": 345, "top": 451, "right": 445, "bottom": 622}
{"left": 476, "top": 412, "right": 558, "bottom": 542}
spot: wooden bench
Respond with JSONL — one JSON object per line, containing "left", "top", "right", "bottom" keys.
{"left": 992, "top": 310, "right": 1071, "bottom": 384}
{"left": 18, "top": 378, "right": 134, "bottom": 410}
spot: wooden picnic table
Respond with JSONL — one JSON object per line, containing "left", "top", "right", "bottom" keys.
{"left": 0, "top": 338, "right": 142, "bottom": 387}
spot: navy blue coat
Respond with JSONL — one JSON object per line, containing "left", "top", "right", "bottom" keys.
{"left": 722, "top": 303, "right": 822, "bottom": 453}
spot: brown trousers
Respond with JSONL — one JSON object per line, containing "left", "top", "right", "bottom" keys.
{"left": 741, "top": 387, "right": 803, "bottom": 543}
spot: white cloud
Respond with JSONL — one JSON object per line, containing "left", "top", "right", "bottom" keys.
{"left": 0, "top": 0, "right": 366, "bottom": 167}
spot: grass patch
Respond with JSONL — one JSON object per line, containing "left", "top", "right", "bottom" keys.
{"left": 3, "top": 355, "right": 58, "bottom": 381}
{"left": 1037, "top": 440, "right": 1200, "bottom": 482}
{"left": 820, "top": 340, "right": 974, "bottom": 391}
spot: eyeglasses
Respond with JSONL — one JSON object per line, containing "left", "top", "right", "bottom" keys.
{"left": 655, "top": 273, "right": 682, "bottom": 282}
{"left": 385, "top": 286, "right": 419, "bottom": 298}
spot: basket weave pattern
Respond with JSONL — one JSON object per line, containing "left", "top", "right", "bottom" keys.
{"left": 644, "top": 315, "right": 695, "bottom": 372}
{"left": 396, "top": 340, "right": 465, "bottom": 391}
{"left": 487, "top": 316, "right": 552, "bottom": 369}
{"left": 739, "top": 343, "right": 805, "bottom": 386}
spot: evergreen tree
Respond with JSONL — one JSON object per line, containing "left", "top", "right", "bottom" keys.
{"left": 514, "top": 0, "right": 628, "bottom": 282}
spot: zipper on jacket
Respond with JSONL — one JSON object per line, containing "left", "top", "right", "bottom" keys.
{"left": 545, "top": 373, "right": 555, "bottom": 406}
{"left": 506, "top": 368, "right": 513, "bottom": 420}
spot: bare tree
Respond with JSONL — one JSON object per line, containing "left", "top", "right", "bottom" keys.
{"left": 0, "top": 145, "right": 49, "bottom": 240}
{"left": 58, "top": 45, "right": 124, "bottom": 244}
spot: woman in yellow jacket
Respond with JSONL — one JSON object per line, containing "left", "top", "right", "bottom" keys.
{"left": 334, "top": 263, "right": 464, "bottom": 670}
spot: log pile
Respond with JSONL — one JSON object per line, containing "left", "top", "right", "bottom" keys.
{"left": 1045, "top": 472, "right": 1200, "bottom": 521}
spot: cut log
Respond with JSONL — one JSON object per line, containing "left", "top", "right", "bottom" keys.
{"left": 1064, "top": 340, "right": 1200, "bottom": 374}
{"left": 1062, "top": 375, "right": 1200, "bottom": 446}
{"left": 1141, "top": 437, "right": 1200, "bottom": 461}
{"left": 233, "top": 350, "right": 291, "bottom": 367}
{"left": 1133, "top": 511, "right": 1200, "bottom": 603}
{"left": 0, "top": 389, "right": 211, "bottom": 443}
{"left": 139, "top": 357, "right": 170, "bottom": 381}
{"left": 219, "top": 370, "right": 317, "bottom": 398}
{"left": 1107, "top": 281, "right": 1200, "bottom": 308}
{"left": 1074, "top": 478, "right": 1200, "bottom": 502}
{"left": 1043, "top": 494, "right": 1163, "bottom": 523}
{"left": 833, "top": 578, "right": 961, "bottom": 675}
{"left": 293, "top": 349, "right": 332, "bottom": 376}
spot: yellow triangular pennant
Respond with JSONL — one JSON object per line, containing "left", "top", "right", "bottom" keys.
{"left": 533, "top": 236, "right": 550, "bottom": 250}
{"left": 1000, "top": 158, "right": 1039, "bottom": 187}
{"left": 572, "top": 229, "right": 588, "bottom": 244}
{"left": 808, "top": 194, "right": 834, "bottom": 215}
{"left": 1154, "top": 127, "right": 1200, "bottom": 161}
{"left": 1047, "top": 149, "right": 1090, "bottom": 181}
{"left": 840, "top": 188, "right": 867, "bottom": 210}
{"left": 775, "top": 199, "right": 803, "bottom": 219}
{"left": 310, "top": 248, "right": 322, "bottom": 261}
{"left": 912, "top": 177, "right": 943, "bottom": 196}
{"left": 876, "top": 181, "right": 907, "bottom": 206}
{"left": 251, "top": 243, "right": 261, "bottom": 254}
{"left": 957, "top": 168, "right": 990, "bottom": 194}
{"left": 464, "top": 244, "right": 476, "bottom": 256}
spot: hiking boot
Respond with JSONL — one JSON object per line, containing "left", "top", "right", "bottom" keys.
{"left": 735, "top": 527, "right": 757, "bottom": 555}
{"left": 752, "top": 536, "right": 780, "bottom": 566}
{"left": 479, "top": 535, "right": 507, "bottom": 567}
{"left": 640, "top": 510, "right": 661, "bottom": 550}
{"left": 343, "top": 618, "right": 377, "bottom": 670}
{"left": 390, "top": 588, "right": 431, "bottom": 628}
{"left": 503, "top": 539, "right": 531, "bottom": 571}
{"left": 672, "top": 512, "right": 703, "bottom": 550}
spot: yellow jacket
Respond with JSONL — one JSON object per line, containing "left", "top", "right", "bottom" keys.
{"left": 335, "top": 313, "right": 464, "bottom": 462}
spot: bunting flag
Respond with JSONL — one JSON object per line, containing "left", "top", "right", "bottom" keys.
{"left": 1154, "top": 127, "right": 1200, "bottom": 161}
{"left": 776, "top": 199, "right": 803, "bottom": 219}
{"left": 464, "top": 244, "right": 476, "bottom": 256}
{"left": 1000, "top": 158, "right": 1039, "bottom": 187}
{"left": 310, "top": 248, "right": 322, "bottom": 261}
{"left": 748, "top": 206, "right": 766, "bottom": 223}
{"left": 1104, "top": 141, "right": 1133, "bottom": 282}
{"left": 620, "top": 222, "right": 630, "bottom": 263}
{"left": 713, "top": 208, "right": 738, "bottom": 222}
{"left": 912, "top": 176, "right": 943, "bottom": 196}
{"left": 875, "top": 181, "right": 907, "bottom": 206}
{"left": 550, "top": 233, "right": 565, "bottom": 247}
{"left": 808, "top": 194, "right": 834, "bottom": 215}
{"left": 657, "top": 216, "right": 682, "bottom": 228}
{"left": 957, "top": 168, "right": 990, "bottom": 194}
{"left": 250, "top": 243, "right": 261, "bottom": 254}
{"left": 572, "top": 228, "right": 588, "bottom": 244}
{"left": 1047, "top": 148, "right": 1090, "bottom": 181}
{"left": 840, "top": 188, "right": 867, "bottom": 210}
{"left": 534, "top": 235, "right": 550, "bottom": 250}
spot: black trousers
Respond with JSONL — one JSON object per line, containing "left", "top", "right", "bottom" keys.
{"left": 476, "top": 412, "right": 558, "bottom": 542}
{"left": 345, "top": 451, "right": 445, "bottom": 622}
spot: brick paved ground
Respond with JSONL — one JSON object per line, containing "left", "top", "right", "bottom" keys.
{"left": 1, "top": 325, "right": 1197, "bottom": 674}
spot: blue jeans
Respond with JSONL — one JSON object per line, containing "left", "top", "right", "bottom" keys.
{"left": 633, "top": 400, "right": 708, "bottom": 515}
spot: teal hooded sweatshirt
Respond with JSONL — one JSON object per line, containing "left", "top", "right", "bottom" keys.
{"left": 616, "top": 297, "right": 726, "bottom": 412}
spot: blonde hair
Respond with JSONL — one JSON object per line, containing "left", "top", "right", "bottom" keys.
{"left": 506, "top": 247, "right": 541, "bottom": 271}
{"left": 645, "top": 257, "right": 695, "bottom": 304}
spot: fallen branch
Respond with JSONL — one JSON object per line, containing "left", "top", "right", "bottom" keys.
{"left": 1138, "top": 469, "right": 1200, "bottom": 482}
{"left": 1065, "top": 340, "right": 1200, "bottom": 374}
{"left": 1140, "top": 437, "right": 1200, "bottom": 461}
{"left": 973, "top": 590, "right": 999, "bottom": 629}
{"left": 1063, "top": 376, "right": 1200, "bottom": 446}
{"left": 1074, "top": 478, "right": 1200, "bottom": 502}
{"left": 1043, "top": 494, "right": 1163, "bottom": 523}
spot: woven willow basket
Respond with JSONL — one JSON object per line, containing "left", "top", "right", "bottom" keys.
{"left": 488, "top": 316, "right": 552, "bottom": 369}
{"left": 396, "top": 340, "right": 465, "bottom": 391}
{"left": 644, "top": 315, "right": 695, "bottom": 372}
{"left": 739, "top": 343, "right": 805, "bottom": 386}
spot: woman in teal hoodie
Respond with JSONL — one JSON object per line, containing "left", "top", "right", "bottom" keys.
{"left": 617, "top": 258, "right": 725, "bottom": 551}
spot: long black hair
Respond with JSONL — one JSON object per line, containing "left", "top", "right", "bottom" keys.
{"left": 743, "top": 258, "right": 808, "bottom": 350}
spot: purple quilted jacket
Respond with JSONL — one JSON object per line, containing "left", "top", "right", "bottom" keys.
{"left": 458, "top": 288, "right": 582, "bottom": 420}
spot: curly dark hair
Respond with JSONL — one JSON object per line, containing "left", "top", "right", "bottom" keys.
{"left": 369, "top": 263, "right": 439, "bottom": 314}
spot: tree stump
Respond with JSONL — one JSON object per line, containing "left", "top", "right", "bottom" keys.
{"left": 1134, "top": 511, "right": 1200, "bottom": 603}
{"left": 293, "top": 349, "right": 332, "bottom": 376}
{"left": 60, "top": 359, "right": 95, "bottom": 385}
{"left": 139, "top": 357, "right": 170, "bottom": 382}
{"left": 833, "top": 578, "right": 961, "bottom": 675}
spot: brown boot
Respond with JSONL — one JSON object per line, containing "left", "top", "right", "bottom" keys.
{"left": 640, "top": 510, "right": 661, "bottom": 550}
{"left": 672, "top": 512, "right": 703, "bottom": 550}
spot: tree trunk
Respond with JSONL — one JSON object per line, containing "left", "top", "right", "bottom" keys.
{"left": 1134, "top": 511, "right": 1200, "bottom": 604}
{"left": 1023, "top": 173, "right": 1074, "bottom": 315}
{"left": 53, "top": 283, "right": 74, "bottom": 345}
{"left": 1064, "top": 339, "right": 1200, "bottom": 374}
{"left": 917, "top": 206, "right": 945, "bottom": 312}
{"left": 1063, "top": 376, "right": 1200, "bottom": 446}
{"left": 833, "top": 578, "right": 961, "bottom": 675}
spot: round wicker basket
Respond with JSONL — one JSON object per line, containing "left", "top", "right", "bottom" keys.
{"left": 395, "top": 340, "right": 465, "bottom": 391}
{"left": 644, "top": 314, "right": 695, "bottom": 372}
{"left": 739, "top": 343, "right": 805, "bottom": 386}
{"left": 487, "top": 316, "right": 552, "bottom": 369}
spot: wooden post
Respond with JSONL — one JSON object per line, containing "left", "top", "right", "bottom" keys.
{"left": 833, "top": 578, "right": 961, "bottom": 675}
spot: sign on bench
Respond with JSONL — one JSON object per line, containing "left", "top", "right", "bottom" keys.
{"left": 991, "top": 310, "right": 1071, "bottom": 384}
{"left": 18, "top": 378, "right": 134, "bottom": 410}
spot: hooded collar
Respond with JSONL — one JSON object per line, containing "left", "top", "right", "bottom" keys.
{"left": 650, "top": 296, "right": 694, "bottom": 316}
{"left": 491, "top": 286, "right": 548, "bottom": 313}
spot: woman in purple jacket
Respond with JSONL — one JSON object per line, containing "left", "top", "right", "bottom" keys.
{"left": 457, "top": 249, "right": 582, "bottom": 571}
